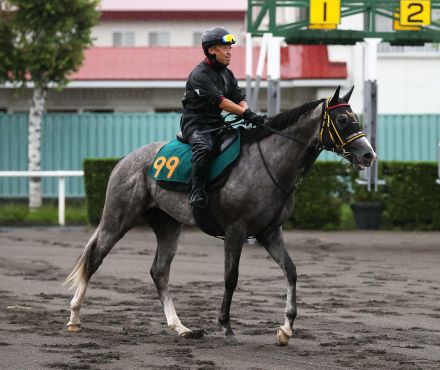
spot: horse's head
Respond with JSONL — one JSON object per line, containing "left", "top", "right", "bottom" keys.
{"left": 319, "top": 86, "right": 376, "bottom": 170}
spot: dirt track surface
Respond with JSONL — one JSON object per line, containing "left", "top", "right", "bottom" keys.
{"left": 0, "top": 227, "right": 439, "bottom": 370}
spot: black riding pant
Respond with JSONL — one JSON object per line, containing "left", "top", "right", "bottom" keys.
{"left": 188, "top": 130, "right": 218, "bottom": 191}
{"left": 188, "top": 130, "right": 217, "bottom": 169}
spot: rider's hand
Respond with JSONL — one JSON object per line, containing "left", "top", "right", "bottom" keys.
{"left": 242, "top": 109, "right": 266, "bottom": 125}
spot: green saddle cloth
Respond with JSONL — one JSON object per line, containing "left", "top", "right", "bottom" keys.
{"left": 148, "top": 130, "right": 240, "bottom": 185}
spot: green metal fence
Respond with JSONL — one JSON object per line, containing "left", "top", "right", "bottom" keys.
{"left": 0, "top": 113, "right": 181, "bottom": 197}
{"left": 1, "top": 112, "right": 440, "bottom": 198}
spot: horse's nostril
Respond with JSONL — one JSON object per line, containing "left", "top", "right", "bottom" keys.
{"left": 363, "top": 152, "right": 374, "bottom": 160}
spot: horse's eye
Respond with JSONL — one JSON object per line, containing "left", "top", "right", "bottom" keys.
{"left": 337, "top": 114, "right": 348, "bottom": 124}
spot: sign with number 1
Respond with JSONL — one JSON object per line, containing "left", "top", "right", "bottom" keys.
{"left": 310, "top": 0, "right": 341, "bottom": 26}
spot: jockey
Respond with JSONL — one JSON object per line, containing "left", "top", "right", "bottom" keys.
{"left": 181, "top": 26, "right": 266, "bottom": 209}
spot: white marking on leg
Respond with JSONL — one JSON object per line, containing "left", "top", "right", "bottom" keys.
{"left": 67, "top": 282, "right": 87, "bottom": 327}
{"left": 280, "top": 285, "right": 293, "bottom": 337}
{"left": 163, "top": 297, "right": 191, "bottom": 335}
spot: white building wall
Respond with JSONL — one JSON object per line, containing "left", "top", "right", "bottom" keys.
{"left": 92, "top": 20, "right": 245, "bottom": 47}
{"left": 323, "top": 43, "right": 440, "bottom": 114}
{"left": 318, "top": 13, "right": 440, "bottom": 114}
{"left": 377, "top": 54, "right": 440, "bottom": 114}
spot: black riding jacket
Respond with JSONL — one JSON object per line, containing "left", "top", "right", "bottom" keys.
{"left": 181, "top": 58, "right": 245, "bottom": 140}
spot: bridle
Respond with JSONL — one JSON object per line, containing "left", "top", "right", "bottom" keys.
{"left": 319, "top": 98, "right": 366, "bottom": 156}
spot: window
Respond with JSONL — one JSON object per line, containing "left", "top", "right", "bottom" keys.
{"left": 378, "top": 43, "right": 440, "bottom": 54}
{"left": 149, "top": 31, "right": 170, "bottom": 47}
{"left": 193, "top": 31, "right": 203, "bottom": 46}
{"left": 113, "top": 31, "right": 135, "bottom": 47}
{"left": 154, "top": 108, "right": 182, "bottom": 113}
{"left": 83, "top": 109, "right": 114, "bottom": 113}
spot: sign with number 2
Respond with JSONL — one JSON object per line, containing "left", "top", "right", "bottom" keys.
{"left": 400, "top": 0, "right": 431, "bottom": 26}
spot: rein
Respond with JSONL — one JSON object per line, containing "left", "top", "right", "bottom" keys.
{"left": 256, "top": 142, "right": 302, "bottom": 195}
{"left": 249, "top": 99, "right": 365, "bottom": 196}
{"left": 199, "top": 100, "right": 365, "bottom": 195}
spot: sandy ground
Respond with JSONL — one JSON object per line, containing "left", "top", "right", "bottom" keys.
{"left": 0, "top": 226, "right": 439, "bottom": 370}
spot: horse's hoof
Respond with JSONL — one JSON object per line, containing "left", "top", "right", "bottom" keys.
{"left": 66, "top": 324, "right": 81, "bottom": 332}
{"left": 179, "top": 329, "right": 204, "bottom": 339}
{"left": 277, "top": 328, "right": 290, "bottom": 346}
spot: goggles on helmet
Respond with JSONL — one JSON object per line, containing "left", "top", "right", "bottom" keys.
{"left": 221, "top": 34, "right": 236, "bottom": 44}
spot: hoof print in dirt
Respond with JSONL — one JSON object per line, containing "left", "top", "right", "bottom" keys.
{"left": 179, "top": 329, "right": 205, "bottom": 339}
{"left": 223, "top": 336, "right": 239, "bottom": 345}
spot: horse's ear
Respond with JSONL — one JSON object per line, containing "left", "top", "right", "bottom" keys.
{"left": 329, "top": 85, "right": 340, "bottom": 105}
{"left": 342, "top": 86, "right": 354, "bottom": 103}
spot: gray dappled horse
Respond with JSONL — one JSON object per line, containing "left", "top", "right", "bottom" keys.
{"left": 65, "top": 87, "right": 376, "bottom": 345}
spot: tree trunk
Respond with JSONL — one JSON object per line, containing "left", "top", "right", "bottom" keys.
{"left": 28, "top": 86, "right": 47, "bottom": 209}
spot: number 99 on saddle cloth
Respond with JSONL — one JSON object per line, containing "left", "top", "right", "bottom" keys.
{"left": 148, "top": 129, "right": 240, "bottom": 192}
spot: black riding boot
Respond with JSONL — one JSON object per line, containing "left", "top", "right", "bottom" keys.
{"left": 190, "top": 164, "right": 209, "bottom": 208}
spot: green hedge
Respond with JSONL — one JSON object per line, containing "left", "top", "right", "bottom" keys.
{"left": 287, "top": 162, "right": 351, "bottom": 229}
{"left": 83, "top": 158, "right": 440, "bottom": 230}
{"left": 83, "top": 158, "right": 120, "bottom": 225}
{"left": 381, "top": 161, "right": 440, "bottom": 230}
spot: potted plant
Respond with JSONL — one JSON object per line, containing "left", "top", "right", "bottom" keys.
{"left": 350, "top": 186, "right": 384, "bottom": 230}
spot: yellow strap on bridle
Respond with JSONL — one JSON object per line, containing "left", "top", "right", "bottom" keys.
{"left": 320, "top": 98, "right": 365, "bottom": 149}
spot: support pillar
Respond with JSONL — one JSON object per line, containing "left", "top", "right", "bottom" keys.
{"left": 267, "top": 35, "right": 281, "bottom": 116}
{"left": 360, "top": 38, "right": 383, "bottom": 191}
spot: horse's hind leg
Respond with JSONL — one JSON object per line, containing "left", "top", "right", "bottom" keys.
{"left": 65, "top": 224, "right": 128, "bottom": 331}
{"left": 256, "top": 226, "right": 297, "bottom": 346}
{"left": 65, "top": 227, "right": 99, "bottom": 332}
{"left": 149, "top": 209, "right": 202, "bottom": 338}
{"left": 65, "top": 165, "right": 148, "bottom": 331}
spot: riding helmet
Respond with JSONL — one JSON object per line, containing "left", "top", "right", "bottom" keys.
{"left": 202, "top": 27, "right": 236, "bottom": 58}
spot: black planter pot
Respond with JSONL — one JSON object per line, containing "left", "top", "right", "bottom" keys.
{"left": 350, "top": 202, "right": 384, "bottom": 230}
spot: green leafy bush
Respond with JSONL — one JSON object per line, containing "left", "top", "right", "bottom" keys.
{"left": 83, "top": 158, "right": 120, "bottom": 225}
{"left": 287, "top": 162, "right": 351, "bottom": 229}
{"left": 381, "top": 161, "right": 440, "bottom": 229}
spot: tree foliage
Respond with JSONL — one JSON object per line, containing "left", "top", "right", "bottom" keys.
{"left": 0, "top": 0, "right": 100, "bottom": 88}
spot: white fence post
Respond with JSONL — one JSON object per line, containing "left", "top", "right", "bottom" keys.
{"left": 58, "top": 176, "right": 65, "bottom": 226}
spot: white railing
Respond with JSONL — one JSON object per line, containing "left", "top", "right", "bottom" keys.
{"left": 0, "top": 171, "right": 84, "bottom": 226}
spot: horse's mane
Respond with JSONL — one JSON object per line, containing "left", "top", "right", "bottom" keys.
{"left": 241, "top": 99, "right": 325, "bottom": 144}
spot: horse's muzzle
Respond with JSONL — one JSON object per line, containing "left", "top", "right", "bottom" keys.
{"left": 347, "top": 137, "right": 376, "bottom": 170}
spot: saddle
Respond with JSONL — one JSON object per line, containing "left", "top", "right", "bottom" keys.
{"left": 147, "top": 129, "right": 241, "bottom": 238}
{"left": 148, "top": 128, "right": 240, "bottom": 192}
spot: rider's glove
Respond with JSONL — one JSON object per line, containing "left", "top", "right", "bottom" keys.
{"left": 242, "top": 109, "right": 266, "bottom": 125}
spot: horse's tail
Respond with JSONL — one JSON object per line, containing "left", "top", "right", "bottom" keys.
{"left": 64, "top": 226, "right": 100, "bottom": 290}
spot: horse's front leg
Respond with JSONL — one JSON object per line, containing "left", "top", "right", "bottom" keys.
{"left": 257, "top": 226, "right": 297, "bottom": 346}
{"left": 218, "top": 224, "right": 246, "bottom": 342}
